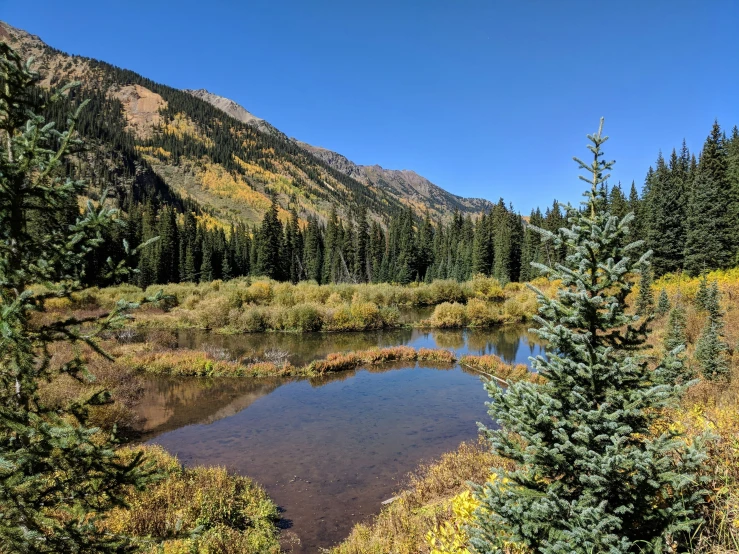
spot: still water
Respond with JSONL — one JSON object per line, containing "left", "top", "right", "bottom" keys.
{"left": 136, "top": 327, "right": 544, "bottom": 552}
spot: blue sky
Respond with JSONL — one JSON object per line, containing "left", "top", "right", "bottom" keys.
{"left": 3, "top": 0, "right": 737, "bottom": 213}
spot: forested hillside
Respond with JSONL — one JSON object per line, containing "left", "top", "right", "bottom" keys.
{"left": 1, "top": 21, "right": 738, "bottom": 290}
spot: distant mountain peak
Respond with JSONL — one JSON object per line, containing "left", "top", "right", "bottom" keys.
{"left": 183, "top": 88, "right": 278, "bottom": 134}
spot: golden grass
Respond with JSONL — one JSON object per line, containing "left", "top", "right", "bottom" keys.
{"left": 55, "top": 276, "right": 552, "bottom": 334}
{"left": 331, "top": 438, "right": 509, "bottom": 554}
{"left": 104, "top": 445, "right": 280, "bottom": 553}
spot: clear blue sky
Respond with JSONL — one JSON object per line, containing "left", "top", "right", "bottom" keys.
{"left": 3, "top": 0, "right": 737, "bottom": 213}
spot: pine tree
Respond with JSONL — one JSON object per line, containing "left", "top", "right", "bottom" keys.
{"left": 696, "top": 320, "right": 730, "bottom": 382}
{"left": 644, "top": 150, "right": 688, "bottom": 276}
{"left": 664, "top": 306, "right": 688, "bottom": 352}
{"left": 256, "top": 197, "right": 284, "bottom": 280}
{"left": 657, "top": 308, "right": 693, "bottom": 387}
{"left": 200, "top": 234, "right": 214, "bottom": 282}
{"left": 656, "top": 288, "right": 670, "bottom": 316}
{"left": 470, "top": 119, "right": 706, "bottom": 553}
{"left": 695, "top": 273, "right": 710, "bottom": 311}
{"left": 0, "top": 43, "right": 159, "bottom": 552}
{"left": 491, "top": 199, "right": 511, "bottom": 284}
{"left": 695, "top": 280, "right": 729, "bottom": 382}
{"left": 684, "top": 122, "right": 734, "bottom": 274}
{"left": 635, "top": 268, "right": 654, "bottom": 316}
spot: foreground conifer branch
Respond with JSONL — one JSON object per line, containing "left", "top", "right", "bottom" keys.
{"left": 0, "top": 43, "right": 163, "bottom": 552}
{"left": 470, "top": 119, "right": 707, "bottom": 553}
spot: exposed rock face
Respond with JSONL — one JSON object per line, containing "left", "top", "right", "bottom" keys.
{"left": 184, "top": 88, "right": 280, "bottom": 136}
{"left": 111, "top": 84, "right": 166, "bottom": 139}
{"left": 298, "top": 143, "right": 492, "bottom": 215}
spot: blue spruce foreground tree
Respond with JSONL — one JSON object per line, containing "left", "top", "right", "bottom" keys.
{"left": 0, "top": 44, "right": 160, "bottom": 551}
{"left": 470, "top": 120, "right": 706, "bottom": 554}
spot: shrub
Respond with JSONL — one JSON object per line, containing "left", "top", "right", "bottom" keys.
{"left": 246, "top": 281, "right": 272, "bottom": 304}
{"left": 427, "top": 280, "right": 466, "bottom": 305}
{"left": 193, "top": 296, "right": 231, "bottom": 329}
{"left": 286, "top": 304, "right": 323, "bottom": 332}
{"left": 429, "top": 303, "right": 468, "bottom": 328}
{"left": 469, "top": 274, "right": 505, "bottom": 301}
{"left": 465, "top": 298, "right": 497, "bottom": 327}
{"left": 235, "top": 307, "right": 267, "bottom": 333}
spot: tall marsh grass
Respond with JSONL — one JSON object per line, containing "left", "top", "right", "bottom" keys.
{"left": 55, "top": 276, "right": 553, "bottom": 333}
{"left": 105, "top": 446, "right": 280, "bottom": 553}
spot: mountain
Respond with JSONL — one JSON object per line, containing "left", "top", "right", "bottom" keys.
{"left": 185, "top": 89, "right": 494, "bottom": 217}
{"left": 1, "top": 21, "right": 493, "bottom": 227}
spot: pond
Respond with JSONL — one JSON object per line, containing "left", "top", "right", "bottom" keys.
{"left": 136, "top": 326, "right": 545, "bottom": 552}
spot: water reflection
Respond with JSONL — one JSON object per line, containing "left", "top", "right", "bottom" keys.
{"left": 176, "top": 325, "right": 545, "bottom": 368}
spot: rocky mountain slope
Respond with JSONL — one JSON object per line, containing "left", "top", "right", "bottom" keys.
{"left": 186, "top": 89, "right": 493, "bottom": 216}
{"left": 1, "top": 21, "right": 493, "bottom": 226}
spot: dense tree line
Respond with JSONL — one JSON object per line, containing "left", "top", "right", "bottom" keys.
{"left": 69, "top": 119, "right": 739, "bottom": 288}
{"left": 637, "top": 121, "right": 739, "bottom": 276}
{"left": 31, "top": 50, "right": 739, "bottom": 286}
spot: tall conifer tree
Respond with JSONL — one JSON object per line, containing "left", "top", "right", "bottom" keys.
{"left": 471, "top": 120, "right": 705, "bottom": 553}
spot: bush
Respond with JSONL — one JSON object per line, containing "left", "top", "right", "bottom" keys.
{"left": 235, "top": 307, "right": 267, "bottom": 333}
{"left": 468, "top": 274, "right": 505, "bottom": 301}
{"left": 465, "top": 298, "right": 497, "bottom": 327}
{"left": 286, "top": 304, "right": 323, "bottom": 332}
{"left": 429, "top": 302, "right": 468, "bottom": 328}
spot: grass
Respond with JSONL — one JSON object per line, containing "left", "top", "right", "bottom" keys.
{"left": 104, "top": 445, "right": 280, "bottom": 553}
{"left": 115, "top": 342, "right": 524, "bottom": 380}
{"left": 330, "top": 438, "right": 510, "bottom": 554}
{"left": 40, "top": 275, "right": 553, "bottom": 334}
{"left": 36, "top": 341, "right": 144, "bottom": 434}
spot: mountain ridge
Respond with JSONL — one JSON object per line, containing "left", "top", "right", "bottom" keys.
{"left": 1, "top": 20, "right": 494, "bottom": 227}
{"left": 185, "top": 88, "right": 495, "bottom": 216}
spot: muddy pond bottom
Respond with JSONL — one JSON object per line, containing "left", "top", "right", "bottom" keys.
{"left": 138, "top": 328, "right": 545, "bottom": 552}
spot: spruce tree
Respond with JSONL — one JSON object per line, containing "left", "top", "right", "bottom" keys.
{"left": 696, "top": 321, "right": 730, "bottom": 382}
{"left": 684, "top": 122, "right": 733, "bottom": 274}
{"left": 695, "top": 273, "right": 710, "bottom": 311}
{"left": 664, "top": 306, "right": 688, "bottom": 352}
{"left": 656, "top": 288, "right": 670, "bottom": 316}
{"left": 695, "top": 281, "right": 730, "bottom": 382}
{"left": 470, "top": 119, "right": 706, "bottom": 553}
{"left": 0, "top": 43, "right": 158, "bottom": 552}
{"left": 635, "top": 267, "right": 655, "bottom": 316}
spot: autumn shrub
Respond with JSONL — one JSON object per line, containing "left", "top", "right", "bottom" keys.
{"left": 187, "top": 295, "right": 230, "bottom": 329}
{"left": 426, "top": 279, "right": 466, "bottom": 305}
{"left": 503, "top": 291, "right": 537, "bottom": 322}
{"left": 233, "top": 306, "right": 267, "bottom": 332}
{"left": 468, "top": 274, "right": 505, "bottom": 301}
{"left": 466, "top": 298, "right": 498, "bottom": 327}
{"left": 285, "top": 303, "right": 323, "bottom": 332}
{"left": 105, "top": 446, "right": 280, "bottom": 554}
{"left": 245, "top": 280, "right": 272, "bottom": 304}
{"left": 428, "top": 302, "right": 468, "bottom": 328}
